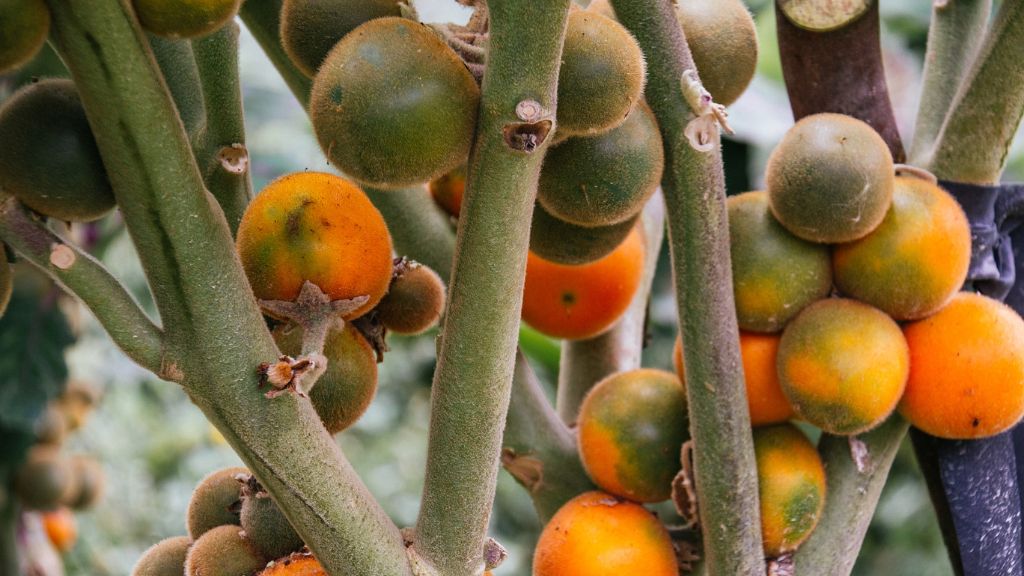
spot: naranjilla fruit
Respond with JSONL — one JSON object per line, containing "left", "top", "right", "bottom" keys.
{"left": 240, "top": 476, "right": 304, "bottom": 561}
{"left": 766, "top": 113, "right": 894, "bottom": 243}
{"left": 376, "top": 260, "right": 446, "bottom": 335}
{"left": 0, "top": 0, "right": 49, "bottom": 73}
{"left": 133, "top": 0, "right": 242, "bottom": 38}
{"left": 236, "top": 172, "right": 393, "bottom": 320}
{"left": 900, "top": 293, "right": 1024, "bottom": 439}
{"left": 778, "top": 298, "right": 909, "bottom": 435}
{"left": 529, "top": 202, "right": 639, "bottom": 266}
{"left": 534, "top": 491, "right": 678, "bottom": 576}
{"left": 280, "top": 0, "right": 402, "bottom": 77}
{"left": 577, "top": 369, "right": 689, "bottom": 503}
{"left": 754, "top": 424, "right": 826, "bottom": 556}
{"left": 428, "top": 165, "right": 466, "bottom": 218}
{"left": 310, "top": 18, "right": 480, "bottom": 188}
{"left": 258, "top": 553, "right": 327, "bottom": 575}
{"left": 186, "top": 467, "right": 247, "bottom": 540}
{"left": 34, "top": 404, "right": 68, "bottom": 446}
{"left": 65, "top": 455, "right": 106, "bottom": 510}
{"left": 184, "top": 524, "right": 268, "bottom": 576}
{"left": 131, "top": 536, "right": 192, "bottom": 576}
{"left": 42, "top": 507, "right": 77, "bottom": 552}
{"left": 834, "top": 176, "right": 972, "bottom": 320}
{"left": 14, "top": 446, "right": 74, "bottom": 511}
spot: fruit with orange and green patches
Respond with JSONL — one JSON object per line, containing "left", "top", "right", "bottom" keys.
{"left": 376, "top": 259, "right": 446, "bottom": 335}
{"left": 132, "top": 536, "right": 192, "bottom": 576}
{"left": 834, "top": 176, "right": 971, "bottom": 321}
{"left": 530, "top": 202, "right": 639, "bottom": 266}
{"left": 728, "top": 191, "right": 832, "bottom": 333}
{"left": 767, "top": 113, "right": 894, "bottom": 243}
{"left": 539, "top": 103, "right": 663, "bottom": 228}
{"left": 185, "top": 524, "right": 268, "bottom": 576}
{"left": 274, "top": 321, "right": 378, "bottom": 433}
{"left": 754, "top": 423, "right": 826, "bottom": 556}
{"left": 577, "top": 368, "right": 689, "bottom": 503}
{"left": 0, "top": 0, "right": 49, "bottom": 73}
{"left": 778, "top": 298, "right": 909, "bottom": 435}
{"left": 133, "top": 0, "right": 242, "bottom": 38}
{"left": 428, "top": 165, "right": 466, "bottom": 218}
{"left": 186, "top": 467, "right": 247, "bottom": 540}
{"left": 14, "top": 446, "right": 74, "bottom": 511}
{"left": 900, "top": 293, "right": 1024, "bottom": 439}
{"left": 240, "top": 476, "right": 304, "bottom": 561}
{"left": 236, "top": 172, "right": 393, "bottom": 320}
{"left": 280, "top": 0, "right": 402, "bottom": 77}
{"left": 533, "top": 491, "right": 678, "bottom": 576}
{"left": 310, "top": 17, "right": 480, "bottom": 189}
{"left": 258, "top": 553, "right": 327, "bottom": 575}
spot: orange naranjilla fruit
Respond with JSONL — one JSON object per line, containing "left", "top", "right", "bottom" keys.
{"left": 236, "top": 172, "right": 393, "bottom": 320}
{"left": 534, "top": 491, "right": 678, "bottom": 576}
{"left": 42, "top": 507, "right": 77, "bottom": 553}
{"left": 754, "top": 424, "right": 826, "bottom": 556}
{"left": 258, "top": 553, "right": 327, "bottom": 575}
{"left": 522, "top": 227, "right": 644, "bottom": 340}
{"left": 428, "top": 165, "right": 466, "bottom": 218}
{"left": 900, "top": 292, "right": 1024, "bottom": 439}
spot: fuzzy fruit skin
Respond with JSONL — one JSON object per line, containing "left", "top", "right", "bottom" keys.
{"left": 132, "top": 536, "right": 192, "bottom": 576}
{"left": 258, "top": 554, "right": 327, "bottom": 575}
{"left": 186, "top": 467, "right": 247, "bottom": 540}
{"left": 557, "top": 11, "right": 646, "bottom": 137}
{"left": 754, "top": 424, "right": 826, "bottom": 556}
{"left": 185, "top": 525, "right": 268, "bottom": 576}
{"left": 236, "top": 172, "right": 393, "bottom": 320}
{"left": 539, "top": 103, "right": 663, "bottom": 227}
{"left": 280, "top": 0, "right": 401, "bottom": 77}
{"left": 522, "top": 226, "right": 644, "bottom": 340}
{"left": 578, "top": 369, "right": 689, "bottom": 503}
{"left": 0, "top": 0, "right": 49, "bottom": 73}
{"left": 766, "top": 113, "right": 894, "bottom": 243}
{"left": 310, "top": 17, "right": 480, "bottom": 189}
{"left": 676, "top": 0, "right": 758, "bottom": 106}
{"left": 14, "top": 446, "right": 74, "bottom": 511}
{"left": 133, "top": 0, "right": 242, "bottom": 39}
{"left": 900, "top": 293, "right": 1024, "bottom": 439}
{"left": 34, "top": 404, "right": 67, "bottom": 446}
{"left": 240, "top": 491, "right": 304, "bottom": 560}
{"left": 428, "top": 165, "right": 466, "bottom": 218}
{"left": 376, "top": 262, "right": 446, "bottom": 335}
{"left": 534, "top": 491, "right": 678, "bottom": 576}
{"left": 0, "top": 79, "right": 116, "bottom": 221}
{"left": 64, "top": 455, "right": 106, "bottom": 510}
{"left": 778, "top": 299, "right": 909, "bottom": 435}
{"left": 728, "top": 191, "right": 832, "bottom": 333}
{"left": 42, "top": 507, "right": 77, "bottom": 552}
{"left": 530, "top": 202, "right": 638, "bottom": 266}
{"left": 274, "top": 322, "right": 377, "bottom": 433}
{"left": 833, "top": 177, "right": 971, "bottom": 321}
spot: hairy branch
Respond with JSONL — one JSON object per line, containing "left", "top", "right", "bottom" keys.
{"left": 364, "top": 186, "right": 457, "bottom": 282}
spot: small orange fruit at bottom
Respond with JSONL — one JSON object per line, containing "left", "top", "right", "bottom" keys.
{"left": 754, "top": 423, "right": 826, "bottom": 556}
{"left": 534, "top": 491, "right": 677, "bottom": 576}
{"left": 42, "top": 507, "right": 77, "bottom": 552}
{"left": 900, "top": 292, "right": 1024, "bottom": 439}
{"left": 258, "top": 554, "right": 327, "bottom": 575}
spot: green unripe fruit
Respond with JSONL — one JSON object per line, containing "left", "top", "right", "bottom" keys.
{"left": 133, "top": 0, "right": 242, "bottom": 39}
{"left": 0, "top": 79, "right": 116, "bottom": 222}
{"left": 310, "top": 17, "right": 480, "bottom": 189}
{"left": 14, "top": 446, "right": 74, "bottom": 511}
{"left": 0, "top": 0, "right": 49, "bottom": 73}
{"left": 185, "top": 524, "right": 268, "bottom": 576}
{"left": 274, "top": 322, "right": 377, "bottom": 434}
{"left": 728, "top": 191, "right": 832, "bottom": 333}
{"left": 539, "top": 103, "right": 662, "bottom": 227}
{"left": 676, "top": 0, "right": 758, "bottom": 107}
{"left": 131, "top": 536, "right": 191, "bottom": 576}
{"left": 530, "top": 202, "right": 639, "bottom": 266}
{"left": 34, "top": 404, "right": 67, "bottom": 446}
{"left": 376, "top": 260, "right": 446, "bottom": 335}
{"left": 557, "top": 11, "right": 646, "bottom": 136}
{"left": 281, "top": 0, "right": 402, "bottom": 77}
{"left": 767, "top": 113, "right": 894, "bottom": 244}
{"left": 186, "top": 467, "right": 247, "bottom": 540}
{"left": 65, "top": 456, "right": 106, "bottom": 510}
{"left": 239, "top": 476, "right": 304, "bottom": 561}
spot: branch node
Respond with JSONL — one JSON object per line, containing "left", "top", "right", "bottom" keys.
{"left": 671, "top": 440, "right": 700, "bottom": 530}
{"left": 849, "top": 435, "right": 872, "bottom": 474}
{"left": 483, "top": 537, "right": 508, "bottom": 571}
{"left": 217, "top": 143, "right": 250, "bottom": 175}
{"left": 401, "top": 528, "right": 440, "bottom": 576}
{"left": 48, "top": 243, "right": 76, "bottom": 270}
{"left": 500, "top": 448, "right": 544, "bottom": 492}
{"left": 680, "top": 70, "right": 733, "bottom": 153}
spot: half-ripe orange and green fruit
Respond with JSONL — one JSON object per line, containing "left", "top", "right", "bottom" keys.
{"left": 184, "top": 525, "right": 268, "bottom": 576}
{"left": 131, "top": 536, "right": 192, "bottom": 576}
{"left": 0, "top": 79, "right": 116, "bottom": 221}
{"left": 428, "top": 165, "right": 466, "bottom": 218}
{"left": 834, "top": 176, "right": 971, "bottom": 320}
{"left": 754, "top": 424, "right": 826, "bottom": 557}
{"left": 0, "top": 0, "right": 50, "bottom": 73}
{"left": 557, "top": 11, "right": 646, "bottom": 136}
{"left": 900, "top": 293, "right": 1024, "bottom": 439}
{"left": 728, "top": 191, "right": 832, "bottom": 333}
{"left": 539, "top": 103, "right": 663, "bottom": 227}
{"left": 258, "top": 553, "right": 327, "bottom": 575}
{"left": 186, "top": 466, "right": 247, "bottom": 540}
{"left": 766, "top": 113, "right": 894, "bottom": 243}
{"left": 376, "top": 260, "right": 446, "bottom": 335}
{"left": 310, "top": 17, "right": 480, "bottom": 188}
{"left": 236, "top": 172, "right": 393, "bottom": 320}
{"left": 530, "top": 202, "right": 639, "bottom": 266}
{"left": 577, "top": 369, "right": 689, "bottom": 503}
{"left": 280, "top": 0, "right": 402, "bottom": 77}
{"left": 42, "top": 507, "right": 77, "bottom": 552}
{"left": 133, "top": 0, "right": 242, "bottom": 38}
{"left": 14, "top": 446, "right": 74, "bottom": 511}
{"left": 778, "top": 298, "right": 909, "bottom": 435}
{"left": 534, "top": 491, "right": 678, "bottom": 576}
{"left": 522, "top": 226, "right": 644, "bottom": 340}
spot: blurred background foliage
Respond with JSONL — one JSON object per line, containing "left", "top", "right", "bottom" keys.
{"left": 2, "top": 0, "right": 1022, "bottom": 574}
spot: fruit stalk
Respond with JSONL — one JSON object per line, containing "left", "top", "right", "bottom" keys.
{"left": 411, "top": 1, "right": 571, "bottom": 574}
{"left": 609, "top": 1, "right": 765, "bottom": 573}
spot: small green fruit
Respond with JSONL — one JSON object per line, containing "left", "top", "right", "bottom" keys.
{"left": 0, "top": 0, "right": 50, "bottom": 73}
{"left": 376, "top": 260, "right": 446, "bottom": 335}
{"left": 186, "top": 467, "right": 247, "bottom": 540}
{"left": 281, "top": 0, "right": 402, "bottom": 77}
{"left": 131, "top": 536, "right": 191, "bottom": 576}
{"left": 14, "top": 446, "right": 74, "bottom": 511}
{"left": 239, "top": 475, "right": 304, "bottom": 561}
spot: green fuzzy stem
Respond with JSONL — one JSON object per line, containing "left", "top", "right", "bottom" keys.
{"left": 364, "top": 186, "right": 457, "bottom": 282}
{"left": 927, "top": 0, "right": 1024, "bottom": 183}
{"left": 412, "top": 1, "right": 571, "bottom": 574}
{"left": 555, "top": 196, "right": 665, "bottom": 426}
{"left": 239, "top": 0, "right": 313, "bottom": 105}
{"left": 148, "top": 35, "right": 206, "bottom": 140}
{"left": 610, "top": 1, "right": 765, "bottom": 574}
{"left": 909, "top": 0, "right": 992, "bottom": 165}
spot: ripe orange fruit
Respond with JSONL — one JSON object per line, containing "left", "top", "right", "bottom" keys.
{"left": 522, "top": 227, "right": 644, "bottom": 340}
{"left": 133, "top": 0, "right": 242, "bottom": 38}
{"left": 754, "top": 424, "right": 826, "bottom": 556}
{"left": 258, "top": 554, "right": 327, "bottom": 575}
{"left": 834, "top": 176, "right": 971, "bottom": 320}
{"left": 42, "top": 507, "right": 77, "bottom": 552}
{"left": 778, "top": 298, "right": 908, "bottom": 435}
{"left": 236, "top": 172, "right": 393, "bottom": 320}
{"left": 534, "top": 491, "right": 678, "bottom": 576}
{"left": 900, "top": 293, "right": 1024, "bottom": 439}
{"left": 0, "top": 0, "right": 49, "bottom": 73}
{"left": 428, "top": 165, "right": 465, "bottom": 218}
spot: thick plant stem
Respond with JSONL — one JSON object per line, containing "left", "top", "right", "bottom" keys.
{"left": 148, "top": 35, "right": 206, "bottom": 140}
{"left": 927, "top": 0, "right": 1024, "bottom": 183}
{"left": 910, "top": 0, "right": 993, "bottom": 165}
{"left": 503, "top": 351, "right": 595, "bottom": 522}
{"left": 412, "top": 2, "right": 571, "bottom": 574}
{"left": 0, "top": 196, "right": 165, "bottom": 376}
{"left": 555, "top": 197, "right": 665, "bottom": 426}
{"left": 238, "top": 0, "right": 313, "bottom": 104}
{"left": 364, "top": 186, "right": 457, "bottom": 282}
{"left": 610, "top": 1, "right": 764, "bottom": 574}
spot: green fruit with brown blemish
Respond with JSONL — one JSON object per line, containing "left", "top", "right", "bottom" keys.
{"left": 14, "top": 446, "right": 74, "bottom": 511}
{"left": 0, "top": 0, "right": 49, "bottom": 73}
{"left": 184, "top": 524, "right": 268, "bottom": 576}
{"left": 131, "top": 536, "right": 191, "bottom": 576}
{"left": 376, "top": 260, "right": 446, "bottom": 335}
{"left": 676, "top": 0, "right": 759, "bottom": 107}
{"left": 281, "top": 0, "right": 402, "bottom": 77}
{"left": 530, "top": 202, "right": 639, "bottom": 266}
{"left": 186, "top": 467, "right": 247, "bottom": 540}
{"left": 239, "top": 475, "right": 304, "bottom": 561}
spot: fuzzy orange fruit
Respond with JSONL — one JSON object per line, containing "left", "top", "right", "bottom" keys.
{"left": 42, "top": 507, "right": 77, "bottom": 552}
